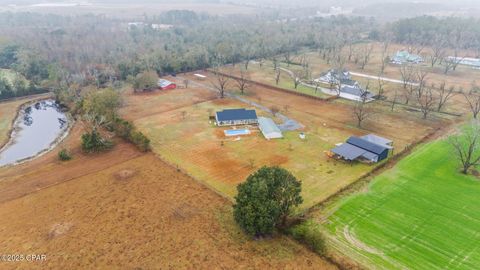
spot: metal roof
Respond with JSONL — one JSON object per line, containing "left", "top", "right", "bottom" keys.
{"left": 347, "top": 136, "right": 388, "bottom": 155}
{"left": 341, "top": 85, "right": 374, "bottom": 99}
{"left": 331, "top": 143, "right": 368, "bottom": 161}
{"left": 158, "top": 79, "right": 174, "bottom": 88}
{"left": 258, "top": 117, "right": 282, "bottom": 139}
{"left": 361, "top": 134, "right": 393, "bottom": 149}
{"left": 216, "top": 109, "right": 257, "bottom": 122}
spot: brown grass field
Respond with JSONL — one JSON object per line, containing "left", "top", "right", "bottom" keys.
{"left": 120, "top": 73, "right": 451, "bottom": 209}
{"left": 0, "top": 103, "right": 335, "bottom": 269}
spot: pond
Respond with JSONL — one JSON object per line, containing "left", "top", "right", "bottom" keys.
{"left": 0, "top": 99, "right": 69, "bottom": 167}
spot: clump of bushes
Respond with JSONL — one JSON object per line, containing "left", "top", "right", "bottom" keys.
{"left": 81, "top": 130, "right": 113, "bottom": 153}
{"left": 288, "top": 220, "right": 326, "bottom": 255}
{"left": 110, "top": 117, "right": 150, "bottom": 152}
{"left": 58, "top": 148, "right": 72, "bottom": 161}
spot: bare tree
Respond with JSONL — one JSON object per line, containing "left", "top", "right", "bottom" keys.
{"left": 377, "top": 76, "right": 386, "bottom": 97}
{"left": 359, "top": 43, "right": 374, "bottom": 70}
{"left": 444, "top": 49, "right": 465, "bottom": 74}
{"left": 391, "top": 87, "right": 399, "bottom": 111}
{"left": 464, "top": 90, "right": 480, "bottom": 119}
{"left": 274, "top": 68, "right": 281, "bottom": 85}
{"left": 380, "top": 39, "right": 390, "bottom": 74}
{"left": 429, "top": 37, "right": 446, "bottom": 67}
{"left": 292, "top": 69, "right": 305, "bottom": 90}
{"left": 313, "top": 80, "right": 322, "bottom": 95}
{"left": 435, "top": 82, "right": 456, "bottom": 112}
{"left": 399, "top": 64, "right": 414, "bottom": 90}
{"left": 212, "top": 68, "right": 230, "bottom": 99}
{"left": 416, "top": 85, "right": 436, "bottom": 119}
{"left": 352, "top": 92, "right": 373, "bottom": 128}
{"left": 449, "top": 121, "right": 480, "bottom": 174}
{"left": 234, "top": 69, "right": 250, "bottom": 95}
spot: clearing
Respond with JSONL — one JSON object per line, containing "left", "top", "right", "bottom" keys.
{"left": 121, "top": 74, "right": 448, "bottom": 209}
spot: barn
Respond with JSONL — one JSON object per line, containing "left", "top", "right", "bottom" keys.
{"left": 215, "top": 109, "right": 258, "bottom": 126}
{"left": 258, "top": 117, "right": 283, "bottom": 140}
{"left": 331, "top": 134, "right": 392, "bottom": 163}
{"left": 158, "top": 79, "right": 177, "bottom": 90}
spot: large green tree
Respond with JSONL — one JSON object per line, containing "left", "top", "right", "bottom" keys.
{"left": 233, "top": 166, "right": 303, "bottom": 237}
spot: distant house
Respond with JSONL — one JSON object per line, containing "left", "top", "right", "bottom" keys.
{"left": 315, "top": 69, "right": 358, "bottom": 87}
{"left": 446, "top": 56, "right": 480, "bottom": 68}
{"left": 331, "top": 134, "right": 392, "bottom": 163}
{"left": 258, "top": 117, "right": 283, "bottom": 140}
{"left": 215, "top": 109, "right": 258, "bottom": 126}
{"left": 340, "top": 85, "right": 375, "bottom": 101}
{"left": 158, "top": 79, "right": 177, "bottom": 90}
{"left": 391, "top": 50, "right": 423, "bottom": 65}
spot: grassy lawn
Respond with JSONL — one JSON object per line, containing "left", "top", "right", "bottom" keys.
{"left": 132, "top": 98, "right": 373, "bottom": 210}
{"left": 318, "top": 139, "right": 480, "bottom": 269}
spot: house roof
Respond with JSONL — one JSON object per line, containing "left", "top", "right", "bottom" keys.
{"left": 361, "top": 134, "right": 393, "bottom": 149}
{"left": 216, "top": 109, "right": 257, "bottom": 122}
{"left": 341, "top": 85, "right": 374, "bottom": 99}
{"left": 258, "top": 117, "right": 282, "bottom": 137}
{"left": 347, "top": 136, "right": 388, "bottom": 155}
{"left": 331, "top": 143, "right": 368, "bottom": 161}
{"left": 340, "top": 78, "right": 358, "bottom": 86}
{"left": 158, "top": 79, "right": 175, "bottom": 88}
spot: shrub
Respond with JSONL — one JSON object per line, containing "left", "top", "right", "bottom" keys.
{"left": 109, "top": 117, "right": 150, "bottom": 152}
{"left": 289, "top": 220, "right": 326, "bottom": 255}
{"left": 58, "top": 148, "right": 72, "bottom": 161}
{"left": 81, "top": 130, "right": 113, "bottom": 153}
{"left": 129, "top": 130, "right": 150, "bottom": 152}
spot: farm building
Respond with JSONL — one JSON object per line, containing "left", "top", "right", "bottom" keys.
{"left": 258, "top": 117, "right": 283, "bottom": 139}
{"left": 331, "top": 134, "right": 392, "bottom": 163}
{"left": 215, "top": 109, "right": 258, "bottom": 126}
{"left": 158, "top": 79, "right": 177, "bottom": 90}
{"left": 391, "top": 50, "right": 423, "bottom": 64}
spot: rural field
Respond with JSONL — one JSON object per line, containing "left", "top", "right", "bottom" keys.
{"left": 313, "top": 139, "right": 480, "bottom": 269}
{"left": 120, "top": 73, "right": 450, "bottom": 209}
{"left": 0, "top": 100, "right": 335, "bottom": 269}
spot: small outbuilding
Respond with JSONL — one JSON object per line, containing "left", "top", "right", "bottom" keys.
{"left": 158, "top": 79, "right": 177, "bottom": 90}
{"left": 215, "top": 109, "right": 258, "bottom": 126}
{"left": 258, "top": 117, "right": 283, "bottom": 140}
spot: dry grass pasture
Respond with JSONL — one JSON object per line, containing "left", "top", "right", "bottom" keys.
{"left": 0, "top": 100, "right": 335, "bottom": 269}
{"left": 0, "top": 152, "right": 335, "bottom": 269}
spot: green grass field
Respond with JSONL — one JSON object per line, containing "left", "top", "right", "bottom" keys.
{"left": 320, "top": 139, "right": 480, "bottom": 269}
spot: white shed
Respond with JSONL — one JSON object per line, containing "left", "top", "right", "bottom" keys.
{"left": 258, "top": 117, "right": 283, "bottom": 140}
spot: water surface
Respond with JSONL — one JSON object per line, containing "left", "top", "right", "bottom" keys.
{"left": 0, "top": 99, "right": 68, "bottom": 166}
